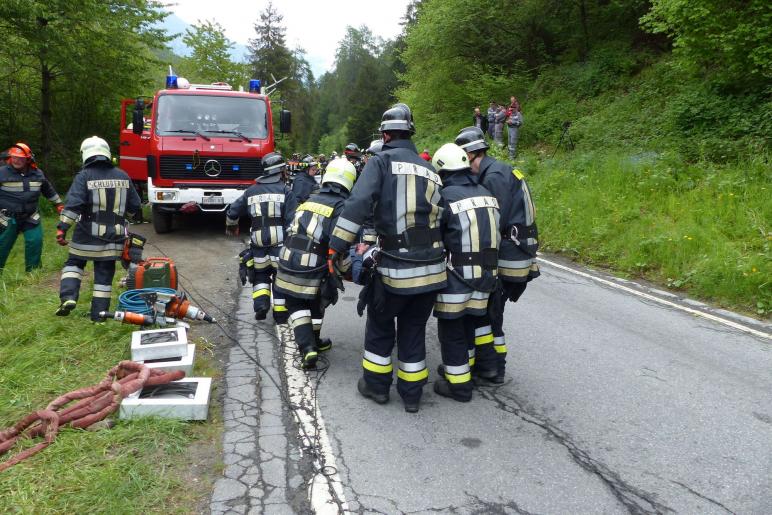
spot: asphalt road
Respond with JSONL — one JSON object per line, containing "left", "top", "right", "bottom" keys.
{"left": 139, "top": 217, "right": 771, "bottom": 514}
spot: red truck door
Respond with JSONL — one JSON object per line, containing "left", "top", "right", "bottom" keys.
{"left": 119, "top": 98, "right": 152, "bottom": 181}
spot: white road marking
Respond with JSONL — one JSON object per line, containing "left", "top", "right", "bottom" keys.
{"left": 537, "top": 257, "right": 771, "bottom": 341}
{"left": 276, "top": 325, "right": 350, "bottom": 513}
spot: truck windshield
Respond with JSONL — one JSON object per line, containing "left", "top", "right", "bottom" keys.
{"left": 156, "top": 94, "right": 268, "bottom": 139}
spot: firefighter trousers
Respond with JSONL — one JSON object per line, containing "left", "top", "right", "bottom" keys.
{"left": 480, "top": 281, "right": 528, "bottom": 377}
{"left": 286, "top": 295, "right": 325, "bottom": 355}
{"left": 252, "top": 267, "right": 287, "bottom": 323}
{"left": 59, "top": 257, "right": 116, "bottom": 321}
{"left": 437, "top": 315, "right": 489, "bottom": 399}
{"left": 0, "top": 222, "right": 43, "bottom": 272}
{"left": 362, "top": 291, "right": 434, "bottom": 403}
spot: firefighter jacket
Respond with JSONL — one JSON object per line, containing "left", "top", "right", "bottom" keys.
{"left": 291, "top": 171, "right": 319, "bottom": 204}
{"left": 0, "top": 164, "right": 62, "bottom": 231}
{"left": 329, "top": 139, "right": 447, "bottom": 295}
{"left": 477, "top": 155, "right": 539, "bottom": 282}
{"left": 274, "top": 183, "right": 349, "bottom": 299}
{"left": 57, "top": 162, "right": 140, "bottom": 261}
{"left": 434, "top": 171, "right": 500, "bottom": 319}
{"left": 226, "top": 174, "right": 297, "bottom": 271}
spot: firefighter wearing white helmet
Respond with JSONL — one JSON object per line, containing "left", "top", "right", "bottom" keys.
{"left": 274, "top": 158, "right": 356, "bottom": 368}
{"left": 56, "top": 136, "right": 141, "bottom": 320}
{"left": 455, "top": 125, "right": 539, "bottom": 384}
{"left": 430, "top": 143, "right": 501, "bottom": 402}
{"left": 329, "top": 102, "right": 447, "bottom": 413}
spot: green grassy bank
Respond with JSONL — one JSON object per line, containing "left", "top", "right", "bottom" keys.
{"left": 0, "top": 220, "right": 219, "bottom": 513}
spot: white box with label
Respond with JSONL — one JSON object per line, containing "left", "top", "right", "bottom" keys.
{"left": 119, "top": 377, "right": 211, "bottom": 421}
{"left": 130, "top": 327, "right": 188, "bottom": 361}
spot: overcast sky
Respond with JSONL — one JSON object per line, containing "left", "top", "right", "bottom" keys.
{"left": 166, "top": 0, "right": 412, "bottom": 78}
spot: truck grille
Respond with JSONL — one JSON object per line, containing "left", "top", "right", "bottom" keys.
{"left": 159, "top": 155, "right": 263, "bottom": 180}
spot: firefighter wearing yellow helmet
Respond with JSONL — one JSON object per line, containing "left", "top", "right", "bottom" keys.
{"left": 56, "top": 136, "right": 141, "bottom": 320}
{"left": 273, "top": 158, "right": 356, "bottom": 368}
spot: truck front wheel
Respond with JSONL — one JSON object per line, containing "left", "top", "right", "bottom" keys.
{"left": 152, "top": 205, "right": 174, "bottom": 234}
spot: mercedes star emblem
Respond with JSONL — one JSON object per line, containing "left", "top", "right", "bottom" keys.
{"left": 203, "top": 159, "right": 222, "bottom": 177}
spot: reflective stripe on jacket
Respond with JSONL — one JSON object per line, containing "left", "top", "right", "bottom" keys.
{"left": 329, "top": 139, "right": 447, "bottom": 295}
{"left": 0, "top": 164, "right": 61, "bottom": 231}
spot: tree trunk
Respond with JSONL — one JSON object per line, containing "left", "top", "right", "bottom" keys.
{"left": 39, "top": 53, "right": 52, "bottom": 167}
{"left": 578, "top": 0, "right": 590, "bottom": 61}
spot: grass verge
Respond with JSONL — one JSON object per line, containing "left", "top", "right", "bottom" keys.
{"left": 0, "top": 219, "right": 221, "bottom": 513}
{"left": 506, "top": 147, "right": 771, "bottom": 317}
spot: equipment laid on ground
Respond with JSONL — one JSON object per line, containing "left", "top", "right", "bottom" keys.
{"left": 551, "top": 120, "right": 575, "bottom": 157}
{"left": 119, "top": 377, "right": 212, "bottom": 421}
{"left": 101, "top": 288, "right": 216, "bottom": 326}
{"left": 130, "top": 327, "right": 188, "bottom": 361}
{"left": 125, "top": 256, "right": 178, "bottom": 289}
{"left": 0, "top": 361, "right": 184, "bottom": 472}
{"left": 140, "top": 344, "right": 195, "bottom": 376}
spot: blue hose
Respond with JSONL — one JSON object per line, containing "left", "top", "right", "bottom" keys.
{"left": 118, "top": 288, "right": 177, "bottom": 314}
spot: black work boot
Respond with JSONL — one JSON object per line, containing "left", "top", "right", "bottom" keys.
{"left": 403, "top": 398, "right": 420, "bottom": 413}
{"left": 55, "top": 299, "right": 77, "bottom": 317}
{"left": 254, "top": 307, "right": 268, "bottom": 321}
{"left": 302, "top": 350, "right": 318, "bottom": 369}
{"left": 357, "top": 377, "right": 388, "bottom": 404}
{"left": 434, "top": 378, "right": 472, "bottom": 402}
{"left": 317, "top": 338, "right": 332, "bottom": 352}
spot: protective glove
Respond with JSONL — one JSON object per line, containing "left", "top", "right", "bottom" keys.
{"left": 56, "top": 203, "right": 64, "bottom": 214}
{"left": 327, "top": 248, "right": 337, "bottom": 274}
{"left": 225, "top": 224, "right": 240, "bottom": 237}
{"left": 56, "top": 229, "right": 68, "bottom": 246}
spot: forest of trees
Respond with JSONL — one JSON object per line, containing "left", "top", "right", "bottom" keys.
{"left": 0, "top": 0, "right": 769, "bottom": 181}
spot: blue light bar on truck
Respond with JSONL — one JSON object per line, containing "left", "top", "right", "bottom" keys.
{"left": 166, "top": 74, "right": 178, "bottom": 89}
{"left": 249, "top": 79, "right": 261, "bottom": 93}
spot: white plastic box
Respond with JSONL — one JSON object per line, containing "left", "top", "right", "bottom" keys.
{"left": 119, "top": 377, "right": 212, "bottom": 421}
{"left": 140, "top": 344, "right": 195, "bottom": 376}
{"left": 130, "top": 327, "right": 188, "bottom": 361}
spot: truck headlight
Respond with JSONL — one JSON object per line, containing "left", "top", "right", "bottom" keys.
{"left": 156, "top": 191, "right": 178, "bottom": 201}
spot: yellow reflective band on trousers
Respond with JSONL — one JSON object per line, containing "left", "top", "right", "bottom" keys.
{"left": 494, "top": 344, "right": 507, "bottom": 354}
{"left": 252, "top": 289, "right": 270, "bottom": 299}
{"left": 445, "top": 371, "right": 472, "bottom": 384}
{"left": 397, "top": 368, "right": 429, "bottom": 382}
{"left": 475, "top": 333, "right": 494, "bottom": 345}
{"left": 273, "top": 305, "right": 288, "bottom": 312}
{"left": 362, "top": 359, "right": 393, "bottom": 374}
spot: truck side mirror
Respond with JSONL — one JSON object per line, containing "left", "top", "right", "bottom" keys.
{"left": 132, "top": 100, "right": 145, "bottom": 135}
{"left": 279, "top": 109, "right": 291, "bottom": 134}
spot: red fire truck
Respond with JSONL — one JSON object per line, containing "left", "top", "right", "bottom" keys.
{"left": 119, "top": 75, "right": 290, "bottom": 233}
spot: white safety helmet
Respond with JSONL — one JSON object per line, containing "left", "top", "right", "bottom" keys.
{"left": 322, "top": 158, "right": 356, "bottom": 192}
{"left": 432, "top": 143, "right": 469, "bottom": 172}
{"left": 80, "top": 136, "right": 111, "bottom": 164}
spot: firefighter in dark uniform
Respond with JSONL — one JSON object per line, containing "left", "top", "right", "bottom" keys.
{"left": 357, "top": 140, "right": 384, "bottom": 245}
{"left": 226, "top": 152, "right": 297, "bottom": 322}
{"left": 455, "top": 126, "right": 539, "bottom": 383}
{"left": 274, "top": 158, "right": 356, "bottom": 368}
{"left": 56, "top": 137, "right": 141, "bottom": 320}
{"left": 430, "top": 144, "right": 500, "bottom": 402}
{"left": 329, "top": 103, "right": 447, "bottom": 413}
{"left": 291, "top": 154, "right": 320, "bottom": 204}
{"left": 0, "top": 143, "right": 63, "bottom": 272}
{"left": 344, "top": 143, "right": 363, "bottom": 176}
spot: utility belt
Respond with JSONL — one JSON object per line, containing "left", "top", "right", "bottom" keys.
{"left": 380, "top": 226, "right": 442, "bottom": 251}
{"left": 503, "top": 222, "right": 537, "bottom": 242}
{"left": 0, "top": 205, "right": 37, "bottom": 219}
{"left": 251, "top": 216, "right": 283, "bottom": 230}
{"left": 83, "top": 211, "right": 125, "bottom": 226}
{"left": 283, "top": 234, "right": 325, "bottom": 257}
{"left": 450, "top": 248, "right": 498, "bottom": 270}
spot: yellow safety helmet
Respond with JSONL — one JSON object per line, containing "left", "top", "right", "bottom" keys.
{"left": 80, "top": 136, "right": 111, "bottom": 164}
{"left": 432, "top": 143, "right": 469, "bottom": 172}
{"left": 322, "top": 158, "right": 356, "bottom": 192}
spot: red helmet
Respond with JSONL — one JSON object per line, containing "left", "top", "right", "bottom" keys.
{"left": 7, "top": 143, "right": 32, "bottom": 159}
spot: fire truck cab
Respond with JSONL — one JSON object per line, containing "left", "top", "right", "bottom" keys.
{"left": 119, "top": 76, "right": 290, "bottom": 233}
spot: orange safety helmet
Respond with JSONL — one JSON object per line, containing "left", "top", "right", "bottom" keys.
{"left": 7, "top": 143, "right": 32, "bottom": 159}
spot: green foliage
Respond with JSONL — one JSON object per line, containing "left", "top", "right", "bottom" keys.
{"left": 179, "top": 19, "right": 250, "bottom": 88}
{"left": 0, "top": 0, "right": 171, "bottom": 183}
{"left": 524, "top": 151, "right": 771, "bottom": 314}
{"left": 642, "top": 0, "right": 772, "bottom": 90}
{"left": 248, "top": 1, "right": 317, "bottom": 152}
{"left": 311, "top": 27, "right": 399, "bottom": 151}
{"left": 0, "top": 219, "right": 219, "bottom": 511}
